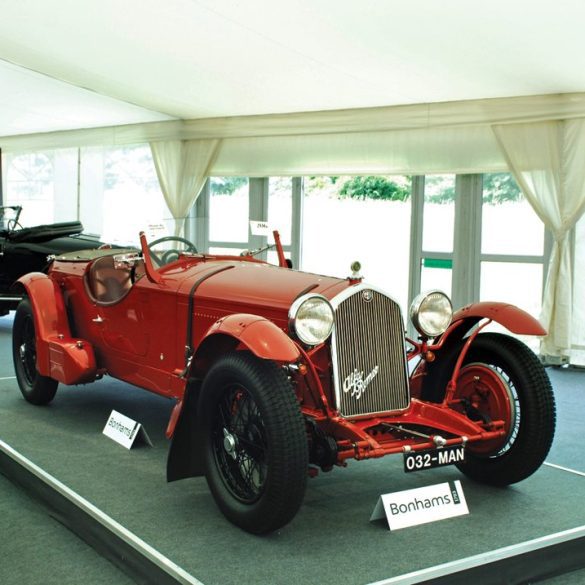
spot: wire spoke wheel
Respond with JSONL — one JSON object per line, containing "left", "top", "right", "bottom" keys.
{"left": 212, "top": 386, "right": 268, "bottom": 503}
{"left": 19, "top": 314, "right": 38, "bottom": 386}
{"left": 199, "top": 351, "right": 308, "bottom": 534}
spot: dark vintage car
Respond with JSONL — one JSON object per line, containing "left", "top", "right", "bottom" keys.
{"left": 12, "top": 230, "right": 556, "bottom": 534}
{"left": 0, "top": 206, "right": 107, "bottom": 316}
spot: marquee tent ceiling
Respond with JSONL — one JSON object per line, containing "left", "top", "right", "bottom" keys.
{"left": 1, "top": 0, "right": 585, "bottom": 138}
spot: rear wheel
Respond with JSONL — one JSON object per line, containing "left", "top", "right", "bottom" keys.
{"left": 425, "top": 333, "right": 555, "bottom": 485}
{"left": 12, "top": 299, "right": 58, "bottom": 405}
{"left": 198, "top": 352, "right": 308, "bottom": 534}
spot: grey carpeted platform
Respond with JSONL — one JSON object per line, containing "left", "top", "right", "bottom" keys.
{"left": 0, "top": 473, "right": 135, "bottom": 585}
{"left": 0, "top": 312, "right": 584, "bottom": 585}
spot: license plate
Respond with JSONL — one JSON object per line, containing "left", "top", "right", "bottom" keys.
{"left": 403, "top": 444, "right": 465, "bottom": 473}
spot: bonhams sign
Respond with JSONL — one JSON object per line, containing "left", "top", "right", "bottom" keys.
{"left": 371, "top": 480, "right": 469, "bottom": 530}
{"left": 103, "top": 410, "right": 152, "bottom": 449}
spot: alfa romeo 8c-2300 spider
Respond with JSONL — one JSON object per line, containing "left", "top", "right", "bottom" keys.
{"left": 12, "top": 231, "right": 555, "bottom": 534}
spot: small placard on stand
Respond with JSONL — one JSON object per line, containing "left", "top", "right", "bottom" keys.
{"left": 249, "top": 220, "right": 271, "bottom": 237}
{"left": 103, "top": 409, "right": 153, "bottom": 450}
{"left": 371, "top": 480, "right": 469, "bottom": 531}
{"left": 146, "top": 223, "right": 167, "bottom": 240}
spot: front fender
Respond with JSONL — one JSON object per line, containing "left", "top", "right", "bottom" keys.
{"left": 415, "top": 301, "right": 544, "bottom": 380}
{"left": 412, "top": 302, "right": 545, "bottom": 400}
{"left": 16, "top": 273, "right": 96, "bottom": 384}
{"left": 169, "top": 315, "right": 300, "bottom": 481}
{"left": 195, "top": 313, "right": 301, "bottom": 362}
{"left": 452, "top": 302, "right": 546, "bottom": 336}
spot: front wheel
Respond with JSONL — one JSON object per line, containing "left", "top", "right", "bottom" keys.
{"left": 422, "top": 333, "right": 555, "bottom": 486}
{"left": 198, "top": 352, "right": 308, "bottom": 534}
{"left": 447, "top": 333, "right": 555, "bottom": 485}
{"left": 12, "top": 299, "right": 58, "bottom": 405}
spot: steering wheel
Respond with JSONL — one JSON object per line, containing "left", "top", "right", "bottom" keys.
{"left": 148, "top": 236, "right": 198, "bottom": 266}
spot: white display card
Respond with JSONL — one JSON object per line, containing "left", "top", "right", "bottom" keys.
{"left": 146, "top": 223, "right": 167, "bottom": 240}
{"left": 103, "top": 409, "right": 153, "bottom": 450}
{"left": 370, "top": 480, "right": 469, "bottom": 530}
{"left": 249, "top": 220, "right": 271, "bottom": 236}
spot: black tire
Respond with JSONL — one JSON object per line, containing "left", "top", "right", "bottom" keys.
{"left": 425, "top": 333, "right": 555, "bottom": 486}
{"left": 198, "top": 351, "right": 308, "bottom": 534}
{"left": 12, "top": 299, "right": 58, "bottom": 405}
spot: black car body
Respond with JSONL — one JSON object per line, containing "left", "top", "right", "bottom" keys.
{"left": 0, "top": 206, "right": 104, "bottom": 315}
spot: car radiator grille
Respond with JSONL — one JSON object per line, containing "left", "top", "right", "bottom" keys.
{"left": 331, "top": 288, "right": 410, "bottom": 417}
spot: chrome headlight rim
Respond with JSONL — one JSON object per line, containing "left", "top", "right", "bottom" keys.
{"left": 288, "top": 293, "right": 334, "bottom": 346}
{"left": 409, "top": 289, "right": 453, "bottom": 338}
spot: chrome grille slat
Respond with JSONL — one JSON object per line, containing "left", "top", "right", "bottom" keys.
{"left": 331, "top": 287, "right": 410, "bottom": 417}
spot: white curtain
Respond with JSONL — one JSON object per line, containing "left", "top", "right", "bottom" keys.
{"left": 493, "top": 119, "right": 585, "bottom": 357}
{"left": 573, "top": 217, "right": 585, "bottom": 364}
{"left": 150, "top": 139, "right": 221, "bottom": 235}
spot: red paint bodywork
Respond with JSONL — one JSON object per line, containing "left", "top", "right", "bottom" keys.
{"left": 204, "top": 314, "right": 300, "bottom": 362}
{"left": 19, "top": 239, "right": 546, "bottom": 471}
{"left": 17, "top": 272, "right": 96, "bottom": 384}
{"left": 452, "top": 301, "right": 546, "bottom": 335}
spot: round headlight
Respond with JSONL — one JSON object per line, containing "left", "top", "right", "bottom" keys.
{"left": 289, "top": 294, "right": 334, "bottom": 346}
{"left": 409, "top": 290, "right": 453, "bottom": 338}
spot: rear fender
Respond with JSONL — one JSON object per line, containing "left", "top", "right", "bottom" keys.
{"left": 16, "top": 273, "right": 96, "bottom": 384}
{"left": 191, "top": 313, "right": 300, "bottom": 378}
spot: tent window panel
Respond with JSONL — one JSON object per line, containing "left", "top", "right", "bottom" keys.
{"left": 301, "top": 175, "right": 411, "bottom": 314}
{"left": 209, "top": 177, "right": 249, "bottom": 244}
{"left": 268, "top": 177, "right": 292, "bottom": 246}
{"left": 422, "top": 175, "right": 455, "bottom": 254}
{"left": 80, "top": 145, "right": 169, "bottom": 246}
{"left": 481, "top": 173, "right": 544, "bottom": 256}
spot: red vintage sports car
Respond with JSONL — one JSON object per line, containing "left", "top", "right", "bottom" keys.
{"left": 12, "top": 232, "right": 555, "bottom": 534}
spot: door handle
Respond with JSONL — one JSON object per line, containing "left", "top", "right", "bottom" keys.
{"left": 92, "top": 315, "right": 104, "bottom": 323}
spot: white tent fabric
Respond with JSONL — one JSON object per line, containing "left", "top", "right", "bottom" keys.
{"left": 150, "top": 139, "right": 221, "bottom": 235}
{"left": 573, "top": 216, "right": 585, "bottom": 363}
{"left": 211, "top": 124, "right": 505, "bottom": 176}
{"left": 493, "top": 119, "right": 585, "bottom": 357}
{"left": 3, "top": 91, "right": 585, "bottom": 155}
